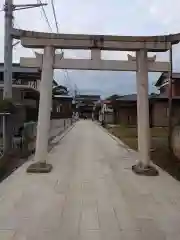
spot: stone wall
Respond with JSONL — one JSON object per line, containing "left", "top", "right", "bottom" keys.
{"left": 49, "top": 118, "right": 72, "bottom": 139}
{"left": 104, "top": 113, "right": 114, "bottom": 124}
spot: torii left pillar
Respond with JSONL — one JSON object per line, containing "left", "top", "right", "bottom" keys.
{"left": 27, "top": 46, "right": 55, "bottom": 173}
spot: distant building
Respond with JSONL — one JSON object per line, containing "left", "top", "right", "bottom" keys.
{"left": 0, "top": 63, "right": 58, "bottom": 133}
{"left": 113, "top": 94, "right": 180, "bottom": 127}
{"left": 155, "top": 72, "right": 180, "bottom": 97}
{"left": 52, "top": 85, "right": 73, "bottom": 119}
{"left": 75, "top": 94, "right": 101, "bottom": 118}
{"left": 0, "top": 63, "right": 42, "bottom": 133}
{"left": 103, "top": 72, "right": 180, "bottom": 127}
{"left": 100, "top": 100, "right": 114, "bottom": 124}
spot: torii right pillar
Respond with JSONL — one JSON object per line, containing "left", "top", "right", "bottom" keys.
{"left": 132, "top": 49, "right": 158, "bottom": 176}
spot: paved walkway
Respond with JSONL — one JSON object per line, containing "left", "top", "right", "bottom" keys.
{"left": 0, "top": 121, "right": 180, "bottom": 239}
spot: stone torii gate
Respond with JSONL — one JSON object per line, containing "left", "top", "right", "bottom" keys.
{"left": 13, "top": 29, "right": 178, "bottom": 175}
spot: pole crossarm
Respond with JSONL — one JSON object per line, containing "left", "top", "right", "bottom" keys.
{"left": 14, "top": 4, "right": 47, "bottom": 8}
{"left": 20, "top": 55, "right": 170, "bottom": 72}
{"left": 6, "top": 3, "right": 48, "bottom": 11}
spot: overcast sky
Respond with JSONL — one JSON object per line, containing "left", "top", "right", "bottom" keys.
{"left": 0, "top": 0, "right": 180, "bottom": 97}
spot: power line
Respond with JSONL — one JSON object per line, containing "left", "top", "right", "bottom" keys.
{"left": 37, "top": 0, "right": 53, "bottom": 31}
{"left": 36, "top": 1, "right": 63, "bottom": 57}
{"left": 15, "top": 0, "right": 78, "bottom": 94}
{"left": 50, "top": 0, "right": 63, "bottom": 57}
{"left": 13, "top": 40, "right": 20, "bottom": 47}
{"left": 37, "top": 1, "right": 72, "bottom": 88}
{"left": 12, "top": 20, "right": 21, "bottom": 48}
{"left": 50, "top": 0, "right": 79, "bottom": 94}
{"left": 51, "top": 0, "right": 59, "bottom": 33}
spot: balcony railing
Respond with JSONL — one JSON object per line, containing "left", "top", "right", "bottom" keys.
{"left": 13, "top": 79, "right": 39, "bottom": 90}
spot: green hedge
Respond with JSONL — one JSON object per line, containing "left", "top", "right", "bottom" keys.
{"left": 0, "top": 99, "right": 16, "bottom": 114}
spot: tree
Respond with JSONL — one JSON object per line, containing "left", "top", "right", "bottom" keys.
{"left": 150, "top": 92, "right": 157, "bottom": 96}
{"left": 106, "top": 94, "right": 121, "bottom": 101}
{"left": 52, "top": 85, "right": 69, "bottom": 96}
{"left": 0, "top": 99, "right": 16, "bottom": 114}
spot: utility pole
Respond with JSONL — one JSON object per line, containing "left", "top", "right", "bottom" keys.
{"left": 168, "top": 43, "right": 173, "bottom": 151}
{"left": 3, "top": 0, "right": 13, "bottom": 152}
{"left": 4, "top": 0, "right": 13, "bottom": 99}
{"left": 3, "top": 0, "right": 47, "bottom": 152}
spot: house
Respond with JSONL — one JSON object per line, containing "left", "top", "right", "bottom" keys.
{"left": 155, "top": 72, "right": 180, "bottom": 97}
{"left": 0, "top": 63, "right": 58, "bottom": 133}
{"left": 99, "top": 100, "right": 114, "bottom": 124}
{"left": 114, "top": 93, "right": 180, "bottom": 127}
{"left": 75, "top": 94, "right": 101, "bottom": 118}
{"left": 0, "top": 64, "right": 42, "bottom": 134}
{"left": 114, "top": 94, "right": 137, "bottom": 126}
{"left": 51, "top": 85, "right": 73, "bottom": 119}
{"left": 153, "top": 72, "right": 180, "bottom": 126}
{"left": 105, "top": 72, "right": 180, "bottom": 127}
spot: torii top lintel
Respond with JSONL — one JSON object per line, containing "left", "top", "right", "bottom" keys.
{"left": 12, "top": 28, "right": 180, "bottom": 52}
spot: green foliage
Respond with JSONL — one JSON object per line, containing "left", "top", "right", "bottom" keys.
{"left": 106, "top": 95, "right": 121, "bottom": 112}
{"left": 106, "top": 94, "right": 121, "bottom": 101}
{"left": 0, "top": 99, "right": 16, "bottom": 113}
{"left": 52, "top": 85, "right": 69, "bottom": 96}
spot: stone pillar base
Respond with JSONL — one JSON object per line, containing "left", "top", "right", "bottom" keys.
{"left": 132, "top": 162, "right": 158, "bottom": 176}
{"left": 27, "top": 162, "right": 53, "bottom": 173}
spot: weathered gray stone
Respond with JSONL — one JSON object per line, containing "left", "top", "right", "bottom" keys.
{"left": 26, "top": 162, "right": 53, "bottom": 173}
{"left": 0, "top": 121, "right": 179, "bottom": 239}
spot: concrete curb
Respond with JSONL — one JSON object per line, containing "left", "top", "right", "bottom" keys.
{"left": 27, "top": 123, "right": 76, "bottom": 162}
{"left": 95, "top": 122, "right": 135, "bottom": 153}
{"left": 96, "top": 122, "right": 160, "bottom": 174}
{"left": 48, "top": 123, "right": 75, "bottom": 151}
{"left": 0, "top": 123, "right": 76, "bottom": 180}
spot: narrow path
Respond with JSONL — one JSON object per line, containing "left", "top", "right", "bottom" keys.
{"left": 0, "top": 120, "right": 180, "bottom": 239}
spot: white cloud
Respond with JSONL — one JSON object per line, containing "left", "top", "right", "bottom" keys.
{"left": 147, "top": 0, "right": 180, "bottom": 31}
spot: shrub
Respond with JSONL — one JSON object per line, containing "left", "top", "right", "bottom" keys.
{"left": 0, "top": 99, "right": 16, "bottom": 114}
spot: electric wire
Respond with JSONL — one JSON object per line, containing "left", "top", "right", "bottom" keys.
{"left": 37, "top": 0, "right": 53, "bottom": 32}
{"left": 50, "top": 0, "right": 79, "bottom": 96}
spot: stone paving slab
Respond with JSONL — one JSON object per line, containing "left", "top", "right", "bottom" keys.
{"left": 0, "top": 120, "right": 180, "bottom": 239}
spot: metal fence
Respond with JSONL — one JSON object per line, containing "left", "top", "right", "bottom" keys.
{"left": 13, "top": 118, "right": 73, "bottom": 153}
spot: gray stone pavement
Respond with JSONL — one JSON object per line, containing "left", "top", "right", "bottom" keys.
{"left": 0, "top": 120, "right": 180, "bottom": 239}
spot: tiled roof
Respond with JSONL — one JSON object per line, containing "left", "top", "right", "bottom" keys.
{"left": 155, "top": 72, "right": 180, "bottom": 87}
{"left": 116, "top": 94, "right": 138, "bottom": 101}
{"left": 116, "top": 94, "right": 180, "bottom": 102}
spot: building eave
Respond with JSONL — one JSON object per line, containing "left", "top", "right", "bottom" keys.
{"left": 0, "top": 84, "right": 40, "bottom": 93}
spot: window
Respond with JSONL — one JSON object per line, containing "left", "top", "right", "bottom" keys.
{"left": 21, "top": 91, "right": 24, "bottom": 101}
{"left": 166, "top": 107, "right": 169, "bottom": 117}
{"left": 56, "top": 106, "right": 60, "bottom": 113}
{"left": 56, "top": 105, "right": 62, "bottom": 113}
